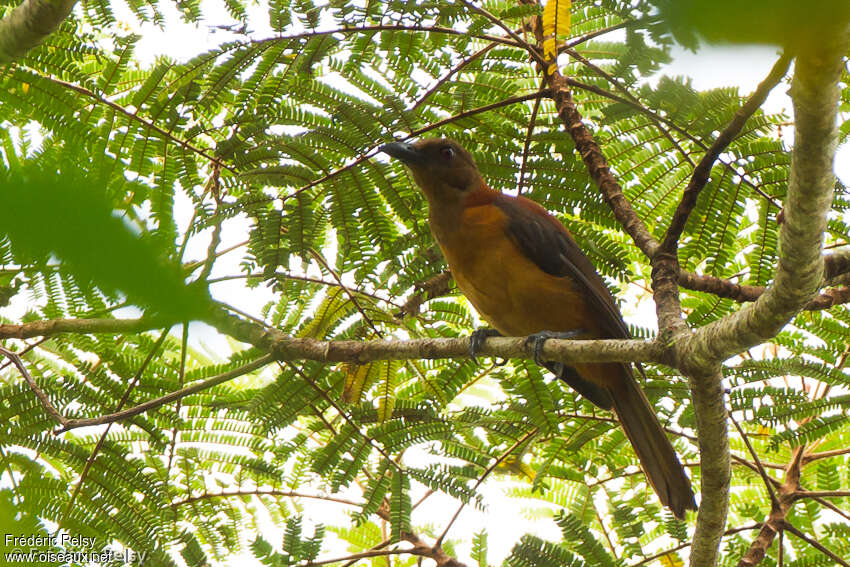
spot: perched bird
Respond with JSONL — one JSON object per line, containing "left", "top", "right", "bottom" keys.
{"left": 380, "top": 138, "right": 697, "bottom": 518}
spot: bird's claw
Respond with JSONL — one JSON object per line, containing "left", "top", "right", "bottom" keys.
{"left": 524, "top": 330, "right": 585, "bottom": 366}
{"left": 469, "top": 328, "right": 501, "bottom": 363}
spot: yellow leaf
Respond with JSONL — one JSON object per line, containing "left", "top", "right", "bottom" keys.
{"left": 658, "top": 552, "right": 684, "bottom": 567}
{"left": 542, "top": 0, "right": 571, "bottom": 60}
{"left": 342, "top": 362, "right": 371, "bottom": 403}
{"left": 21, "top": 83, "right": 29, "bottom": 94}
{"left": 495, "top": 457, "right": 536, "bottom": 482}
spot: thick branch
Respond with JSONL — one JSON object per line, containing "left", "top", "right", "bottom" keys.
{"left": 687, "top": 363, "right": 730, "bottom": 567}
{"left": 0, "top": 312, "right": 664, "bottom": 366}
{"left": 0, "top": 316, "right": 165, "bottom": 339}
{"left": 204, "top": 308, "right": 667, "bottom": 365}
{"left": 545, "top": 70, "right": 660, "bottom": 257}
{"left": 678, "top": 257, "right": 850, "bottom": 311}
{"left": 682, "top": 30, "right": 849, "bottom": 366}
{"left": 0, "top": 0, "right": 78, "bottom": 64}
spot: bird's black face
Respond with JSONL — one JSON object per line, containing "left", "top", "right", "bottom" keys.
{"left": 379, "top": 138, "right": 482, "bottom": 202}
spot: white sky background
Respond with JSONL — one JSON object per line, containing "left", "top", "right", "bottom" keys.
{"left": 71, "top": 1, "right": 850, "bottom": 565}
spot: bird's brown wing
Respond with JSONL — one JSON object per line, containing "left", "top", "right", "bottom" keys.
{"left": 494, "top": 193, "right": 697, "bottom": 518}
{"left": 493, "top": 193, "right": 631, "bottom": 341}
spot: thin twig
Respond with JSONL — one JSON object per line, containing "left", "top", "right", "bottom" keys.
{"left": 198, "top": 215, "right": 224, "bottom": 283}
{"left": 409, "top": 43, "right": 498, "bottom": 114}
{"left": 0, "top": 346, "right": 66, "bottom": 425}
{"left": 283, "top": 361, "right": 402, "bottom": 472}
{"left": 459, "top": 0, "right": 547, "bottom": 68}
{"left": 310, "top": 249, "right": 380, "bottom": 335}
{"left": 517, "top": 78, "right": 545, "bottom": 195}
{"left": 171, "top": 489, "right": 362, "bottom": 509}
{"left": 61, "top": 329, "right": 171, "bottom": 527}
{"left": 795, "top": 489, "right": 850, "bottom": 499}
{"left": 563, "top": 21, "right": 630, "bottom": 49}
{"left": 660, "top": 52, "right": 792, "bottom": 254}
{"left": 302, "top": 548, "right": 415, "bottom": 567}
{"left": 435, "top": 428, "right": 538, "bottom": 546}
{"left": 43, "top": 76, "right": 233, "bottom": 173}
{"left": 782, "top": 521, "right": 850, "bottom": 567}
{"left": 209, "top": 272, "right": 403, "bottom": 310}
{"left": 280, "top": 90, "right": 550, "bottom": 205}
{"left": 627, "top": 524, "right": 762, "bottom": 567}
{"left": 812, "top": 495, "right": 850, "bottom": 522}
{"left": 339, "top": 539, "right": 392, "bottom": 567}
{"left": 56, "top": 354, "right": 273, "bottom": 432}
{"left": 165, "top": 324, "right": 190, "bottom": 506}
{"left": 730, "top": 413, "right": 780, "bottom": 508}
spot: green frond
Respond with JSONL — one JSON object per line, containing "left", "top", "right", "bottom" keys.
{"left": 389, "top": 469, "right": 411, "bottom": 543}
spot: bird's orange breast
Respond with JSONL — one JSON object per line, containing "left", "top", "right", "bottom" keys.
{"left": 434, "top": 205, "right": 601, "bottom": 339}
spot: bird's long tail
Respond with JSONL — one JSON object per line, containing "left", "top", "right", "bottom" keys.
{"left": 607, "top": 366, "right": 697, "bottom": 519}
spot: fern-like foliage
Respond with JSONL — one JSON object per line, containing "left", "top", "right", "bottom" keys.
{"left": 0, "top": 1, "right": 848, "bottom": 566}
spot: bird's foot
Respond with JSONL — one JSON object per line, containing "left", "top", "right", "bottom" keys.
{"left": 469, "top": 328, "right": 501, "bottom": 363}
{"left": 525, "top": 330, "right": 584, "bottom": 366}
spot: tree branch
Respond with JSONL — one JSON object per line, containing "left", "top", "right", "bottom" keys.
{"left": 0, "top": 346, "right": 65, "bottom": 425}
{"left": 660, "top": 52, "right": 792, "bottom": 254}
{"left": 0, "top": 316, "right": 166, "bottom": 339}
{"left": 435, "top": 428, "right": 538, "bottom": 546}
{"left": 63, "top": 330, "right": 172, "bottom": 526}
{"left": 54, "top": 354, "right": 274, "bottom": 433}
{"left": 802, "top": 446, "right": 850, "bottom": 463}
{"left": 686, "top": 362, "right": 730, "bottom": 567}
{"left": 681, "top": 30, "right": 849, "bottom": 366}
{"left": 628, "top": 524, "right": 762, "bottom": 567}
{"left": 737, "top": 447, "right": 804, "bottom": 567}
{"left": 544, "top": 69, "right": 660, "bottom": 258}
{"left": 43, "top": 76, "right": 235, "bottom": 173}
{"left": 678, "top": 259, "right": 850, "bottom": 311}
{"left": 730, "top": 414, "right": 779, "bottom": 508}
{"left": 204, "top": 307, "right": 667, "bottom": 365}
{"left": 0, "top": 0, "right": 78, "bottom": 64}
{"left": 794, "top": 489, "right": 850, "bottom": 499}
{"left": 279, "top": 89, "right": 551, "bottom": 206}
{"left": 782, "top": 521, "right": 849, "bottom": 567}
{"left": 171, "top": 489, "right": 361, "bottom": 509}
{"left": 303, "top": 548, "right": 416, "bottom": 567}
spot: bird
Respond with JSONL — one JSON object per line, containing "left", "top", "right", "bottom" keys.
{"left": 380, "top": 137, "right": 697, "bottom": 519}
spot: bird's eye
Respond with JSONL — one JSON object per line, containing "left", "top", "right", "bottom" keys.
{"left": 440, "top": 147, "right": 455, "bottom": 160}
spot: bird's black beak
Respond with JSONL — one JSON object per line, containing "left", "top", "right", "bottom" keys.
{"left": 379, "top": 142, "right": 424, "bottom": 165}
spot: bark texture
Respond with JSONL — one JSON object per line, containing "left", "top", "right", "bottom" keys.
{"left": 0, "top": 0, "right": 78, "bottom": 63}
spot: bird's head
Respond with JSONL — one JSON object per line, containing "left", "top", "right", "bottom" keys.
{"left": 379, "top": 138, "right": 487, "bottom": 209}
